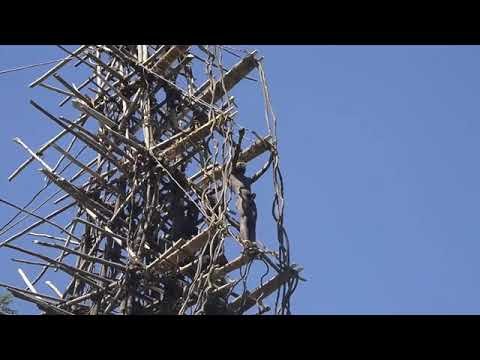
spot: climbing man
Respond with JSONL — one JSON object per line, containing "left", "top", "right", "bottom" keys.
{"left": 230, "top": 128, "right": 273, "bottom": 244}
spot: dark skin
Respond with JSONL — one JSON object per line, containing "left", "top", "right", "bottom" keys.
{"left": 230, "top": 129, "right": 273, "bottom": 243}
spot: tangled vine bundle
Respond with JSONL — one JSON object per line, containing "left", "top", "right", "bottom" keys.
{"left": 0, "top": 45, "right": 303, "bottom": 315}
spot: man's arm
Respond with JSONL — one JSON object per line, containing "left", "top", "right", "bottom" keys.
{"left": 231, "top": 128, "right": 246, "bottom": 167}
{"left": 251, "top": 151, "right": 274, "bottom": 183}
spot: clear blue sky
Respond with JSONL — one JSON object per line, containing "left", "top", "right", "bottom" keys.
{"left": 2, "top": 45, "right": 480, "bottom": 314}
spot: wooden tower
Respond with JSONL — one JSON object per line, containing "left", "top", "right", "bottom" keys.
{"left": 0, "top": 45, "right": 303, "bottom": 315}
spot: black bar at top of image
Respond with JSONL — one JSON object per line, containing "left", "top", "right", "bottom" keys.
{"left": 2, "top": 1, "right": 479, "bottom": 44}
{"left": 2, "top": 30, "right": 480, "bottom": 45}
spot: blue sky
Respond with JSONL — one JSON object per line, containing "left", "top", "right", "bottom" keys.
{"left": 2, "top": 45, "right": 480, "bottom": 314}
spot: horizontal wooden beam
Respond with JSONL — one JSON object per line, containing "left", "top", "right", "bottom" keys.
{"left": 150, "top": 45, "right": 190, "bottom": 73}
{"left": 179, "top": 252, "right": 254, "bottom": 288}
{"left": 170, "top": 51, "right": 258, "bottom": 126}
{"left": 229, "top": 269, "right": 295, "bottom": 313}
{"left": 199, "top": 51, "right": 258, "bottom": 105}
{"left": 190, "top": 135, "right": 273, "bottom": 189}
{"left": 153, "top": 111, "right": 234, "bottom": 161}
{"left": 147, "top": 227, "right": 216, "bottom": 273}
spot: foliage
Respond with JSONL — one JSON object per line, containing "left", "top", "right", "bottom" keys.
{"left": 0, "top": 291, "right": 17, "bottom": 315}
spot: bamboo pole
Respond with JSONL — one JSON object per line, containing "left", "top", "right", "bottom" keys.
{"left": 45, "top": 281, "right": 64, "bottom": 299}
{"left": 8, "top": 114, "right": 88, "bottom": 182}
{"left": 33, "top": 240, "right": 126, "bottom": 271}
{"left": 17, "top": 268, "right": 39, "bottom": 294}
{"left": 29, "top": 45, "right": 88, "bottom": 88}
{"left": 0, "top": 198, "right": 80, "bottom": 248}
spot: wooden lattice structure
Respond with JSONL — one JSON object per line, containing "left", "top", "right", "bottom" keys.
{"left": 0, "top": 45, "right": 303, "bottom": 315}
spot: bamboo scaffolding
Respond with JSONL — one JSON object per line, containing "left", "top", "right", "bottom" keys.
{"left": 1, "top": 45, "right": 300, "bottom": 315}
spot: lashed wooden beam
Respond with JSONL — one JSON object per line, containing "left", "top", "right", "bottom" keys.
{"left": 152, "top": 109, "right": 235, "bottom": 160}
{"left": 190, "top": 135, "right": 273, "bottom": 189}
{"left": 147, "top": 227, "right": 217, "bottom": 273}
{"left": 150, "top": 45, "right": 190, "bottom": 73}
{"left": 179, "top": 252, "right": 253, "bottom": 282}
{"left": 166, "top": 52, "right": 257, "bottom": 126}
{"left": 229, "top": 269, "right": 295, "bottom": 313}
{"left": 199, "top": 51, "right": 258, "bottom": 105}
